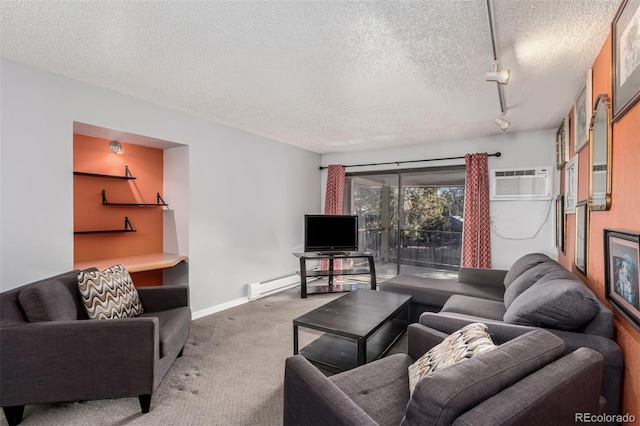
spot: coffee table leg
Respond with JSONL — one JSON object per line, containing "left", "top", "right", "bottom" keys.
{"left": 357, "top": 338, "right": 366, "bottom": 366}
{"left": 293, "top": 324, "right": 299, "bottom": 355}
{"left": 367, "top": 254, "right": 376, "bottom": 290}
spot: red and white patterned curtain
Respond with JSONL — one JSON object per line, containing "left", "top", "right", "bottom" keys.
{"left": 322, "top": 165, "right": 346, "bottom": 270}
{"left": 462, "top": 153, "right": 491, "bottom": 268}
{"left": 324, "top": 165, "right": 346, "bottom": 215}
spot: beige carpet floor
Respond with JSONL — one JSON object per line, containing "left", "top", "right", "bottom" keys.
{"left": 4, "top": 289, "right": 408, "bottom": 426}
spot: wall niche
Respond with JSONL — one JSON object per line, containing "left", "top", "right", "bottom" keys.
{"left": 73, "top": 122, "right": 189, "bottom": 286}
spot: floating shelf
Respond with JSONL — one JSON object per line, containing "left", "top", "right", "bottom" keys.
{"left": 73, "top": 166, "right": 136, "bottom": 180}
{"left": 74, "top": 217, "right": 136, "bottom": 234}
{"left": 102, "top": 190, "right": 168, "bottom": 207}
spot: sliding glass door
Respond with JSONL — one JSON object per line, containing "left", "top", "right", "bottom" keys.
{"left": 345, "top": 173, "right": 398, "bottom": 278}
{"left": 345, "top": 166, "right": 465, "bottom": 280}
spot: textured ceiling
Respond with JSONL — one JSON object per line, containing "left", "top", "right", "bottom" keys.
{"left": 0, "top": 1, "right": 622, "bottom": 153}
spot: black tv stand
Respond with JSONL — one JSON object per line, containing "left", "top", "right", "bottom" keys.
{"left": 293, "top": 252, "right": 376, "bottom": 298}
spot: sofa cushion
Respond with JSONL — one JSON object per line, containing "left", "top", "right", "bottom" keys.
{"left": 503, "top": 253, "right": 554, "bottom": 288}
{"left": 503, "top": 278, "right": 600, "bottom": 330}
{"left": 18, "top": 271, "right": 87, "bottom": 322}
{"left": 407, "top": 323, "right": 496, "bottom": 394}
{"left": 330, "top": 353, "right": 413, "bottom": 426}
{"left": 401, "top": 329, "right": 566, "bottom": 426}
{"left": 535, "top": 269, "right": 584, "bottom": 285}
{"left": 381, "top": 275, "right": 504, "bottom": 308}
{"left": 503, "top": 262, "right": 564, "bottom": 308}
{"left": 441, "top": 296, "right": 506, "bottom": 320}
{"left": 140, "top": 306, "right": 191, "bottom": 357}
{"left": 77, "top": 264, "right": 144, "bottom": 320}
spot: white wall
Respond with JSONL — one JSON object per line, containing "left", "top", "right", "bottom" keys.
{"left": 321, "top": 130, "right": 557, "bottom": 269}
{"left": 163, "top": 145, "right": 190, "bottom": 256}
{"left": 0, "top": 59, "right": 321, "bottom": 312}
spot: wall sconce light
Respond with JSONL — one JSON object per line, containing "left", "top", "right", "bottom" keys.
{"left": 486, "top": 60, "right": 510, "bottom": 85}
{"left": 495, "top": 113, "right": 510, "bottom": 131}
{"left": 109, "top": 141, "right": 124, "bottom": 154}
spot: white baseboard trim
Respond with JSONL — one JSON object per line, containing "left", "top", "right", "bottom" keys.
{"left": 192, "top": 296, "right": 249, "bottom": 320}
{"left": 192, "top": 276, "right": 319, "bottom": 320}
{"left": 247, "top": 273, "right": 300, "bottom": 301}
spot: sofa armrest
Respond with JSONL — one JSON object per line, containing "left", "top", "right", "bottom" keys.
{"left": 137, "top": 285, "right": 189, "bottom": 312}
{"left": 407, "top": 323, "right": 447, "bottom": 360}
{"left": 453, "top": 348, "right": 604, "bottom": 426}
{"left": 457, "top": 267, "right": 507, "bottom": 288}
{"left": 419, "top": 312, "right": 624, "bottom": 416}
{"left": 283, "top": 355, "right": 377, "bottom": 426}
{"left": 0, "top": 318, "right": 159, "bottom": 407}
{"left": 419, "top": 312, "right": 623, "bottom": 361}
{"left": 419, "top": 312, "right": 540, "bottom": 344}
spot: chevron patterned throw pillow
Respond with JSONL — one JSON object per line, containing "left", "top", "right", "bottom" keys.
{"left": 407, "top": 323, "right": 496, "bottom": 394}
{"left": 77, "top": 264, "right": 144, "bottom": 320}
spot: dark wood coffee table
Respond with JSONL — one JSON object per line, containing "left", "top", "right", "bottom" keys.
{"left": 293, "top": 289, "right": 411, "bottom": 372}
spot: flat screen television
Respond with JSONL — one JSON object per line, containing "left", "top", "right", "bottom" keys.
{"left": 304, "top": 214, "right": 359, "bottom": 253}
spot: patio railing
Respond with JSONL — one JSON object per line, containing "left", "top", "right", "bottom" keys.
{"left": 359, "top": 228, "right": 461, "bottom": 271}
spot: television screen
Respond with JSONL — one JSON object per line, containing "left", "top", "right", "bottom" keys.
{"left": 304, "top": 215, "right": 359, "bottom": 253}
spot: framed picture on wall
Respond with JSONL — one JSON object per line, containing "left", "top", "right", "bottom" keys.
{"left": 612, "top": 0, "right": 640, "bottom": 122}
{"left": 604, "top": 229, "right": 640, "bottom": 331}
{"left": 555, "top": 119, "right": 568, "bottom": 169}
{"left": 574, "top": 69, "right": 592, "bottom": 152}
{"left": 575, "top": 200, "right": 588, "bottom": 276}
{"left": 565, "top": 155, "right": 578, "bottom": 214}
{"left": 555, "top": 194, "right": 565, "bottom": 253}
{"left": 563, "top": 113, "right": 570, "bottom": 160}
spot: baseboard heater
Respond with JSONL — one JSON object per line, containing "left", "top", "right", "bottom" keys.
{"left": 247, "top": 273, "right": 301, "bottom": 301}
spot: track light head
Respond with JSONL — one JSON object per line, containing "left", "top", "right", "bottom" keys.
{"left": 486, "top": 60, "right": 510, "bottom": 84}
{"left": 495, "top": 114, "right": 510, "bottom": 131}
{"left": 486, "top": 69, "right": 510, "bottom": 84}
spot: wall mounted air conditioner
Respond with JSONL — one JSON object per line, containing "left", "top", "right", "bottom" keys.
{"left": 490, "top": 167, "right": 552, "bottom": 200}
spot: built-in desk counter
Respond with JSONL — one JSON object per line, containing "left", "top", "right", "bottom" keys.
{"left": 74, "top": 253, "right": 188, "bottom": 273}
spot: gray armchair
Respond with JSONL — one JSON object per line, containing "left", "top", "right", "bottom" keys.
{"left": 0, "top": 270, "right": 191, "bottom": 425}
{"left": 284, "top": 323, "right": 604, "bottom": 426}
{"left": 419, "top": 309, "right": 623, "bottom": 417}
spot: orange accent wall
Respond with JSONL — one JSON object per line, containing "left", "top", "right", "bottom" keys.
{"left": 128, "top": 270, "right": 163, "bottom": 287}
{"left": 558, "top": 34, "right": 640, "bottom": 421}
{"left": 73, "top": 135, "right": 164, "bottom": 286}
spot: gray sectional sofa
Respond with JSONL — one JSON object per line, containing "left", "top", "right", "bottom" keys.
{"left": 380, "top": 253, "right": 624, "bottom": 417}
{"left": 0, "top": 269, "right": 191, "bottom": 425}
{"left": 284, "top": 323, "right": 605, "bottom": 426}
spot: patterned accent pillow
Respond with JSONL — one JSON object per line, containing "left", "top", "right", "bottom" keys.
{"left": 77, "top": 264, "right": 144, "bottom": 319}
{"left": 407, "top": 323, "right": 496, "bottom": 394}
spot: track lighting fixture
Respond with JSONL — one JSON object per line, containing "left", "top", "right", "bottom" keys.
{"left": 486, "top": 60, "right": 510, "bottom": 85}
{"left": 495, "top": 113, "right": 510, "bottom": 131}
{"left": 109, "top": 140, "right": 124, "bottom": 154}
{"left": 486, "top": 1, "right": 510, "bottom": 130}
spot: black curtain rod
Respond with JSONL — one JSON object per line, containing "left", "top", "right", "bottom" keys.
{"left": 318, "top": 152, "right": 501, "bottom": 170}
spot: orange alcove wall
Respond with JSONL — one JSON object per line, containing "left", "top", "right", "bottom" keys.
{"left": 73, "top": 135, "right": 164, "bottom": 286}
{"left": 557, "top": 33, "right": 640, "bottom": 421}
